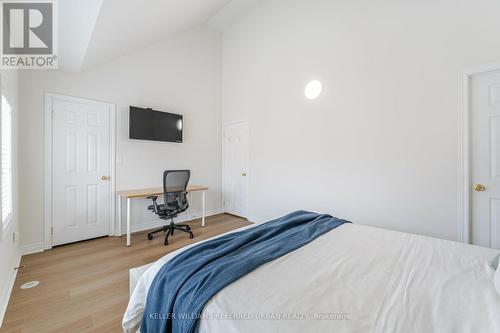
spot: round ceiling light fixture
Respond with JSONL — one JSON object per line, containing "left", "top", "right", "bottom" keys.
{"left": 305, "top": 80, "right": 323, "bottom": 100}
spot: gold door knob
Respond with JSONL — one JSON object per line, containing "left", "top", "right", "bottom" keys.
{"left": 474, "top": 184, "right": 486, "bottom": 192}
{"left": 101, "top": 176, "right": 110, "bottom": 181}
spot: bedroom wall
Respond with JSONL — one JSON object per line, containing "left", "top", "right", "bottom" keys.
{"left": 222, "top": 0, "right": 500, "bottom": 240}
{"left": 0, "top": 69, "right": 20, "bottom": 326}
{"left": 18, "top": 26, "right": 222, "bottom": 248}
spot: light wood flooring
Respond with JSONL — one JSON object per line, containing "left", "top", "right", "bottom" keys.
{"left": 1, "top": 214, "right": 251, "bottom": 333}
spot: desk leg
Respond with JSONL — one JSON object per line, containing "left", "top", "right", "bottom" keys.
{"left": 189, "top": 192, "right": 193, "bottom": 221}
{"left": 126, "top": 198, "right": 131, "bottom": 247}
{"left": 118, "top": 196, "right": 122, "bottom": 237}
{"left": 202, "top": 190, "right": 206, "bottom": 227}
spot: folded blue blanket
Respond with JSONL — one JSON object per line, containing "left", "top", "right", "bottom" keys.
{"left": 141, "top": 210, "right": 349, "bottom": 333}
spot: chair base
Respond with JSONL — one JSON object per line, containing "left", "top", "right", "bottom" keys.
{"left": 147, "top": 219, "right": 194, "bottom": 245}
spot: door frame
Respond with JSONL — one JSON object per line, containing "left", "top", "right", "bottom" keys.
{"left": 43, "top": 93, "right": 116, "bottom": 250}
{"left": 459, "top": 61, "right": 500, "bottom": 244}
{"left": 222, "top": 119, "right": 249, "bottom": 218}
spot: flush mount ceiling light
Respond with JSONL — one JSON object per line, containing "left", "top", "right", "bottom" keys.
{"left": 305, "top": 80, "right": 323, "bottom": 100}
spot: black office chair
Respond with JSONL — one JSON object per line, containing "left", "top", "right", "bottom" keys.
{"left": 147, "top": 170, "right": 194, "bottom": 245}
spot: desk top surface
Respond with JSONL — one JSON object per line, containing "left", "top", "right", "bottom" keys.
{"left": 116, "top": 185, "right": 208, "bottom": 198}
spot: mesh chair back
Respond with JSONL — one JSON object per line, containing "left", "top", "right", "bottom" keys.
{"left": 163, "top": 170, "right": 190, "bottom": 210}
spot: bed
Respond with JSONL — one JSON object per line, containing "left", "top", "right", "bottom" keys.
{"left": 123, "top": 218, "right": 500, "bottom": 333}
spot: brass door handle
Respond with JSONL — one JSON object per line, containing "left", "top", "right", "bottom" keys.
{"left": 473, "top": 184, "right": 486, "bottom": 192}
{"left": 241, "top": 172, "right": 247, "bottom": 177}
{"left": 101, "top": 176, "right": 110, "bottom": 181}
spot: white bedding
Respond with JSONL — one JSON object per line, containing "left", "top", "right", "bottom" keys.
{"left": 123, "top": 223, "right": 500, "bottom": 333}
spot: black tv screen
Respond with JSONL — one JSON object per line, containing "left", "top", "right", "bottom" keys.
{"left": 129, "top": 106, "right": 183, "bottom": 143}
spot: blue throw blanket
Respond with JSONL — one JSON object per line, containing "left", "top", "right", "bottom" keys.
{"left": 141, "top": 210, "right": 349, "bottom": 333}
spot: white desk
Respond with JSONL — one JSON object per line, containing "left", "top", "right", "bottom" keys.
{"left": 116, "top": 185, "right": 208, "bottom": 246}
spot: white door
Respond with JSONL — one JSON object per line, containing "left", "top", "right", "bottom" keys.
{"left": 52, "top": 98, "right": 111, "bottom": 246}
{"left": 223, "top": 121, "right": 249, "bottom": 218}
{"left": 471, "top": 69, "right": 500, "bottom": 249}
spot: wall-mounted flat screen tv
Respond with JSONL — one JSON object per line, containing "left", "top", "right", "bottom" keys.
{"left": 129, "top": 106, "right": 183, "bottom": 143}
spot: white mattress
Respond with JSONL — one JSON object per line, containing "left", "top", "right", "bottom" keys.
{"left": 130, "top": 264, "right": 151, "bottom": 298}
{"left": 123, "top": 223, "right": 500, "bottom": 333}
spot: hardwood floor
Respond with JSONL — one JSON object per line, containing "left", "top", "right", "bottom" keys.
{"left": 1, "top": 214, "right": 251, "bottom": 333}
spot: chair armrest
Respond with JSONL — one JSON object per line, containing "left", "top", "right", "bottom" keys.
{"left": 147, "top": 196, "right": 159, "bottom": 213}
{"left": 177, "top": 192, "right": 189, "bottom": 211}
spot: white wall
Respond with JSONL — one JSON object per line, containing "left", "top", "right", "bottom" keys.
{"left": 222, "top": 0, "right": 500, "bottom": 240}
{"left": 18, "top": 26, "right": 222, "bottom": 247}
{"left": 0, "top": 69, "right": 20, "bottom": 326}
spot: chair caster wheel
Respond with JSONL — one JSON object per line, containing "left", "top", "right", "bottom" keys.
{"left": 164, "top": 240, "right": 168, "bottom": 246}
{"left": 189, "top": 233, "right": 194, "bottom": 239}
{"left": 147, "top": 234, "right": 153, "bottom": 240}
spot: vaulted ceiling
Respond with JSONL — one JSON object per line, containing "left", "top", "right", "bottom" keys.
{"left": 58, "top": 0, "right": 267, "bottom": 73}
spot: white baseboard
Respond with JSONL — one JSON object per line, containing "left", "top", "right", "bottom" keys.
{"left": 121, "top": 208, "right": 224, "bottom": 235}
{"left": 0, "top": 254, "right": 21, "bottom": 328}
{"left": 19, "top": 243, "right": 44, "bottom": 256}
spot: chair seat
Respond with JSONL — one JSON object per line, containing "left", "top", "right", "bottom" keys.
{"left": 148, "top": 203, "right": 180, "bottom": 216}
